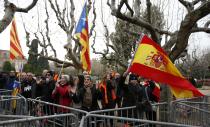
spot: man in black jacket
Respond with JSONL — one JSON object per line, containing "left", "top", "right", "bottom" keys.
{"left": 119, "top": 72, "right": 143, "bottom": 126}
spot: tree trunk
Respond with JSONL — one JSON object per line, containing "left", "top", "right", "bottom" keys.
{"left": 0, "top": 4, "right": 15, "bottom": 33}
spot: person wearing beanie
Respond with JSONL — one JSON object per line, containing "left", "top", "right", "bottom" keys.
{"left": 118, "top": 72, "right": 143, "bottom": 126}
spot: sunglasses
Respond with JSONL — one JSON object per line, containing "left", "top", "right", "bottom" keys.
{"left": 46, "top": 74, "right": 51, "bottom": 76}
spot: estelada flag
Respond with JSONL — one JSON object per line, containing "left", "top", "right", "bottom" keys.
{"left": 10, "top": 19, "right": 24, "bottom": 60}
{"left": 129, "top": 35, "right": 203, "bottom": 98}
{"left": 75, "top": 2, "right": 91, "bottom": 73}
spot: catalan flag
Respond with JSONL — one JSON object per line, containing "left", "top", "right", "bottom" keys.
{"left": 129, "top": 35, "right": 203, "bottom": 98}
{"left": 75, "top": 3, "right": 91, "bottom": 73}
{"left": 12, "top": 80, "right": 21, "bottom": 109}
{"left": 10, "top": 19, "right": 24, "bottom": 60}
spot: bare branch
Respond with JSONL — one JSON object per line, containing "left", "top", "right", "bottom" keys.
{"left": 191, "top": 49, "right": 198, "bottom": 66}
{"left": 107, "top": 0, "right": 111, "bottom": 7}
{"left": 204, "top": 20, "right": 210, "bottom": 28}
{"left": 54, "top": 0, "right": 67, "bottom": 29}
{"left": 91, "top": 30, "right": 106, "bottom": 56}
{"left": 69, "top": 0, "right": 75, "bottom": 34}
{"left": 163, "top": 31, "right": 178, "bottom": 51}
{"left": 111, "top": 12, "right": 159, "bottom": 42}
{"left": 146, "top": 0, "right": 152, "bottom": 23}
{"left": 14, "top": 0, "right": 38, "bottom": 12}
{"left": 29, "top": 51, "right": 75, "bottom": 67}
{"left": 44, "top": 1, "right": 56, "bottom": 57}
{"left": 48, "top": 0, "right": 67, "bottom": 31}
{"left": 21, "top": 14, "right": 31, "bottom": 47}
{"left": 89, "top": 0, "right": 96, "bottom": 36}
{"left": 39, "top": 33, "right": 48, "bottom": 56}
{"left": 103, "top": 25, "right": 110, "bottom": 55}
{"left": 192, "top": 0, "right": 202, "bottom": 5}
{"left": 124, "top": 0, "right": 134, "bottom": 16}
{"left": 117, "top": 0, "right": 133, "bottom": 16}
{"left": 133, "top": 0, "right": 141, "bottom": 17}
{"left": 0, "top": 0, "right": 38, "bottom": 33}
{"left": 191, "top": 27, "right": 210, "bottom": 33}
{"left": 169, "top": 1, "right": 210, "bottom": 62}
{"left": 155, "top": 28, "right": 173, "bottom": 36}
{"left": 66, "top": 49, "right": 81, "bottom": 69}
{"left": 178, "top": 0, "right": 194, "bottom": 12}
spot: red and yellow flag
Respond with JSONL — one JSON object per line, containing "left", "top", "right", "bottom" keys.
{"left": 75, "top": 3, "right": 91, "bottom": 73}
{"left": 10, "top": 19, "right": 24, "bottom": 60}
{"left": 129, "top": 35, "right": 203, "bottom": 98}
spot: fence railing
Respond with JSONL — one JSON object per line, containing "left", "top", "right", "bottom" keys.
{"left": 0, "top": 89, "right": 209, "bottom": 127}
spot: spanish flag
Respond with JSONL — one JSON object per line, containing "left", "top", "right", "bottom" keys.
{"left": 75, "top": 3, "right": 91, "bottom": 73}
{"left": 129, "top": 35, "right": 203, "bottom": 98}
{"left": 10, "top": 19, "right": 24, "bottom": 60}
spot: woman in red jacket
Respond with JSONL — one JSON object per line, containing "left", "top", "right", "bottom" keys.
{"left": 52, "top": 75, "right": 74, "bottom": 113}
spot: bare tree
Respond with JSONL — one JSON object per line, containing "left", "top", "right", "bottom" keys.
{"left": 22, "top": 0, "right": 96, "bottom": 70}
{"left": 177, "top": 46, "right": 210, "bottom": 79}
{"left": 0, "top": 0, "right": 38, "bottom": 33}
{"left": 93, "top": 0, "right": 165, "bottom": 70}
{"left": 107, "top": 0, "right": 210, "bottom": 62}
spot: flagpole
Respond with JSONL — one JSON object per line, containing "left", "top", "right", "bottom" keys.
{"left": 58, "top": 46, "right": 70, "bottom": 78}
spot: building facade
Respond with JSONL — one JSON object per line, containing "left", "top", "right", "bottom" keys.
{"left": 0, "top": 50, "right": 26, "bottom": 71}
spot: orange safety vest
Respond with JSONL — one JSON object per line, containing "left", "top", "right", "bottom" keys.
{"left": 54, "top": 74, "right": 59, "bottom": 81}
{"left": 99, "top": 81, "right": 116, "bottom": 104}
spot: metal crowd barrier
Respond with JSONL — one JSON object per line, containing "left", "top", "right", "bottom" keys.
{"left": 80, "top": 114, "right": 199, "bottom": 127}
{"left": 0, "top": 96, "right": 87, "bottom": 126}
{"left": 0, "top": 89, "right": 13, "bottom": 96}
{"left": 0, "top": 96, "right": 27, "bottom": 115}
{"left": 0, "top": 113, "right": 78, "bottom": 127}
{"left": 89, "top": 102, "right": 169, "bottom": 122}
{"left": 1, "top": 88, "right": 209, "bottom": 127}
{"left": 170, "top": 95, "right": 210, "bottom": 127}
{"left": 79, "top": 99, "right": 209, "bottom": 127}
{"left": 170, "top": 102, "right": 210, "bottom": 127}
{"left": 27, "top": 98, "right": 88, "bottom": 119}
{"left": 77, "top": 102, "right": 174, "bottom": 127}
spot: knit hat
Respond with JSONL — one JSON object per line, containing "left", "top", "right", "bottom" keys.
{"left": 129, "top": 74, "right": 138, "bottom": 81}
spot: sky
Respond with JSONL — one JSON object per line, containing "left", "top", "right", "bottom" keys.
{"left": 0, "top": 0, "right": 210, "bottom": 60}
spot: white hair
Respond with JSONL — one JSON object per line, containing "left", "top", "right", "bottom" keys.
{"left": 62, "top": 75, "right": 69, "bottom": 82}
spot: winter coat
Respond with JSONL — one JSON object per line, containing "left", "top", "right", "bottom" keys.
{"left": 41, "top": 80, "right": 55, "bottom": 103}
{"left": 73, "top": 84, "right": 103, "bottom": 112}
{"left": 52, "top": 84, "right": 73, "bottom": 112}
{"left": 119, "top": 76, "right": 143, "bottom": 107}
{"left": 21, "top": 79, "right": 36, "bottom": 98}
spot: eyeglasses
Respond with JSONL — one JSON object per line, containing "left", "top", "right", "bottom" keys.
{"left": 46, "top": 74, "right": 51, "bottom": 76}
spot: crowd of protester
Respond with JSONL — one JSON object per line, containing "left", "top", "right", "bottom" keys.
{"left": 0, "top": 69, "right": 161, "bottom": 127}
